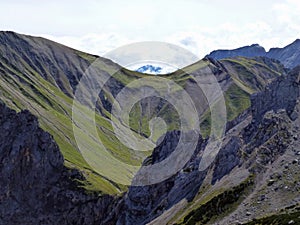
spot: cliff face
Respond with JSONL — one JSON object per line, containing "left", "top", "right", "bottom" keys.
{"left": 0, "top": 102, "right": 119, "bottom": 225}
{"left": 250, "top": 66, "right": 300, "bottom": 124}
{"left": 117, "top": 131, "right": 207, "bottom": 225}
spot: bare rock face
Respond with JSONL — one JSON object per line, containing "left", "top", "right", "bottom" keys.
{"left": 117, "top": 131, "right": 207, "bottom": 225}
{"left": 0, "top": 102, "right": 119, "bottom": 225}
{"left": 211, "top": 136, "right": 242, "bottom": 185}
{"left": 250, "top": 66, "right": 300, "bottom": 124}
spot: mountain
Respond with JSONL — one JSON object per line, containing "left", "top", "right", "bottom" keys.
{"left": 0, "top": 31, "right": 299, "bottom": 224}
{"left": 208, "top": 44, "right": 266, "bottom": 60}
{"left": 0, "top": 31, "right": 285, "bottom": 190}
{"left": 268, "top": 39, "right": 300, "bottom": 69}
{"left": 0, "top": 31, "right": 128, "bottom": 194}
{"left": 136, "top": 64, "right": 163, "bottom": 74}
{"left": 207, "top": 39, "right": 300, "bottom": 69}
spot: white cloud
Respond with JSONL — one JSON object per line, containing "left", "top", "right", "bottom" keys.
{"left": 42, "top": 33, "right": 139, "bottom": 56}
{"left": 272, "top": 0, "right": 300, "bottom": 37}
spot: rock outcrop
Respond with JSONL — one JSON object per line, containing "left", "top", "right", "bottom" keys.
{"left": 117, "top": 131, "right": 207, "bottom": 225}
{"left": 0, "top": 101, "right": 119, "bottom": 225}
{"left": 251, "top": 66, "right": 300, "bottom": 123}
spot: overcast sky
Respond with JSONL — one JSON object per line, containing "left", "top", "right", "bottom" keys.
{"left": 1, "top": 0, "right": 300, "bottom": 59}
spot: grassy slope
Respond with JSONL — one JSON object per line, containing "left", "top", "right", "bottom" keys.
{"left": 0, "top": 54, "right": 122, "bottom": 194}
{"left": 220, "top": 57, "right": 286, "bottom": 119}
{"left": 198, "top": 57, "right": 284, "bottom": 136}
{"left": 175, "top": 175, "right": 255, "bottom": 225}
{"left": 243, "top": 210, "right": 300, "bottom": 225}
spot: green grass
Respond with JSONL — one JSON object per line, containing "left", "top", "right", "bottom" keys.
{"left": 176, "top": 175, "right": 255, "bottom": 225}
{"left": 244, "top": 211, "right": 300, "bottom": 225}
{"left": 222, "top": 57, "right": 282, "bottom": 93}
{"left": 225, "top": 83, "right": 251, "bottom": 121}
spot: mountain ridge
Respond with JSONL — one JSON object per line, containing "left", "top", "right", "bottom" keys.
{"left": 207, "top": 39, "right": 300, "bottom": 69}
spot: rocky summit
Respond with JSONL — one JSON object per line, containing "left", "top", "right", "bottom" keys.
{"left": 0, "top": 31, "right": 300, "bottom": 225}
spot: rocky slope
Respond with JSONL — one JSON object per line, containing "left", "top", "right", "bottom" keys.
{"left": 0, "top": 101, "right": 120, "bottom": 225}
{"left": 207, "top": 39, "right": 300, "bottom": 69}
{"left": 116, "top": 67, "right": 300, "bottom": 224}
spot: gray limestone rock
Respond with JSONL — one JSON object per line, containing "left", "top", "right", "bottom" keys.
{"left": 0, "top": 101, "right": 119, "bottom": 225}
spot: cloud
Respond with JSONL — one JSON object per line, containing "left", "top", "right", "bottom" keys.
{"left": 29, "top": 0, "right": 300, "bottom": 66}
{"left": 272, "top": 0, "right": 300, "bottom": 35}
{"left": 163, "top": 20, "right": 274, "bottom": 58}
{"left": 42, "top": 33, "right": 139, "bottom": 56}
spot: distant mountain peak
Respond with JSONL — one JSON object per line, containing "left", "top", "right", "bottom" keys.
{"left": 207, "top": 44, "right": 266, "bottom": 60}
{"left": 207, "top": 39, "right": 300, "bottom": 69}
{"left": 136, "top": 64, "right": 163, "bottom": 74}
{"left": 132, "top": 63, "right": 177, "bottom": 74}
{"left": 290, "top": 38, "right": 300, "bottom": 45}
{"left": 250, "top": 43, "right": 264, "bottom": 48}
